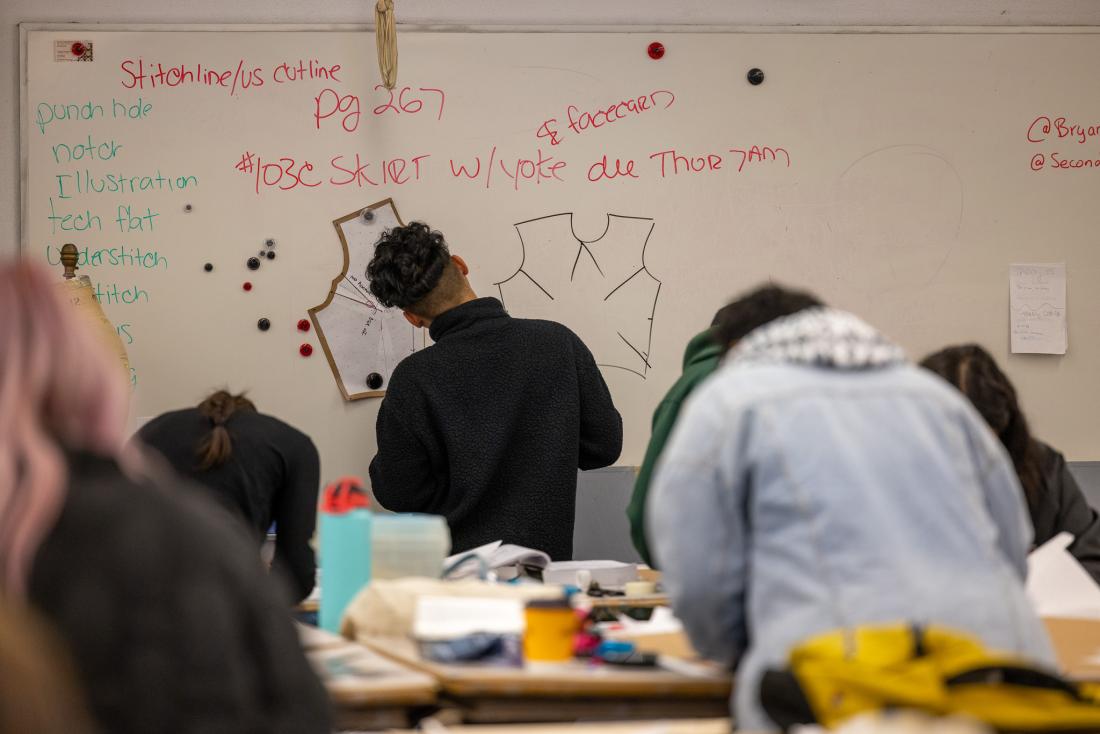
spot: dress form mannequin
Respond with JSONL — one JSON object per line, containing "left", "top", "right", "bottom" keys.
{"left": 56, "top": 243, "right": 131, "bottom": 377}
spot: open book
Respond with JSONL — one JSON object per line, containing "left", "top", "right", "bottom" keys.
{"left": 443, "top": 541, "right": 550, "bottom": 581}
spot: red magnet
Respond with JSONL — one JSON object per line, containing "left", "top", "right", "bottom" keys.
{"left": 71, "top": 42, "right": 87, "bottom": 57}
{"left": 647, "top": 42, "right": 665, "bottom": 60}
{"left": 297, "top": 319, "right": 311, "bottom": 332}
{"left": 242, "top": 281, "right": 253, "bottom": 291}
{"left": 299, "top": 343, "right": 313, "bottom": 357}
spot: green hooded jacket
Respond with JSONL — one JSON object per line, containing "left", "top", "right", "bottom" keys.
{"left": 626, "top": 328, "right": 723, "bottom": 567}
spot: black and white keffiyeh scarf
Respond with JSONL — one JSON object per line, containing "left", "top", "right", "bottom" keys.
{"left": 729, "top": 307, "right": 907, "bottom": 370}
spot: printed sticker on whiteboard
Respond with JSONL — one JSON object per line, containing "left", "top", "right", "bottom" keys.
{"left": 55, "top": 41, "right": 93, "bottom": 62}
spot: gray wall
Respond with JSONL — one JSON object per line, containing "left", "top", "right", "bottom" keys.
{"left": 574, "top": 468, "right": 643, "bottom": 562}
{"left": 1071, "top": 462, "right": 1100, "bottom": 513}
{"left": 574, "top": 462, "right": 1100, "bottom": 562}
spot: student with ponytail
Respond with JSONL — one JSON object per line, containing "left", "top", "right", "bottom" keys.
{"left": 0, "top": 261, "right": 330, "bottom": 733}
{"left": 138, "top": 389, "right": 321, "bottom": 602}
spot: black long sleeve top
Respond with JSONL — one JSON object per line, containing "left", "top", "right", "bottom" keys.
{"left": 1034, "top": 441, "right": 1100, "bottom": 584}
{"left": 369, "top": 297, "right": 622, "bottom": 560}
{"left": 137, "top": 409, "right": 320, "bottom": 602}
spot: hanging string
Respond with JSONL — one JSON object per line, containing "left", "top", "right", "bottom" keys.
{"left": 375, "top": 0, "right": 398, "bottom": 90}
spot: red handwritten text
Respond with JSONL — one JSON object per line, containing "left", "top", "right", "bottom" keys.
{"left": 536, "top": 119, "right": 563, "bottom": 147}
{"left": 315, "top": 86, "right": 446, "bottom": 133}
{"left": 728, "top": 146, "right": 791, "bottom": 172}
{"left": 235, "top": 151, "right": 320, "bottom": 194}
{"left": 330, "top": 154, "right": 431, "bottom": 187}
{"left": 120, "top": 58, "right": 341, "bottom": 96}
{"left": 234, "top": 151, "right": 429, "bottom": 193}
{"left": 449, "top": 147, "right": 565, "bottom": 191}
{"left": 587, "top": 154, "right": 638, "bottom": 182}
{"left": 536, "top": 89, "right": 675, "bottom": 145}
{"left": 649, "top": 150, "right": 724, "bottom": 177}
{"left": 1029, "top": 152, "right": 1100, "bottom": 171}
{"left": 372, "top": 86, "right": 446, "bottom": 121}
{"left": 120, "top": 59, "right": 258, "bottom": 95}
{"left": 1027, "top": 115, "right": 1100, "bottom": 145}
{"left": 272, "top": 59, "right": 342, "bottom": 83}
{"left": 315, "top": 89, "right": 361, "bottom": 132}
{"left": 648, "top": 146, "right": 790, "bottom": 178}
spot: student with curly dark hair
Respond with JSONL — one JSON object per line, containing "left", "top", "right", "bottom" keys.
{"left": 922, "top": 344, "right": 1100, "bottom": 583}
{"left": 365, "top": 222, "right": 623, "bottom": 560}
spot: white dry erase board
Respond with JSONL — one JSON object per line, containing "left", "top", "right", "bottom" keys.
{"left": 20, "top": 26, "right": 1100, "bottom": 479}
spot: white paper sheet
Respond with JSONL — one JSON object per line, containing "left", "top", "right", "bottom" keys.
{"left": 543, "top": 560, "right": 639, "bottom": 589}
{"left": 413, "top": 595, "right": 525, "bottom": 640}
{"left": 1010, "top": 262, "right": 1067, "bottom": 355}
{"left": 1026, "top": 531, "right": 1100, "bottom": 618}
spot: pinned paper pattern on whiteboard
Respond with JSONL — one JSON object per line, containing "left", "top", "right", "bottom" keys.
{"left": 1010, "top": 263, "right": 1067, "bottom": 355}
{"left": 310, "top": 199, "right": 422, "bottom": 400}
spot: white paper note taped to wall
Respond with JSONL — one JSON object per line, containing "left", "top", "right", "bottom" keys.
{"left": 1010, "top": 262, "right": 1067, "bottom": 355}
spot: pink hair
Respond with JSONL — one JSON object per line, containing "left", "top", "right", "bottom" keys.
{"left": 0, "top": 261, "right": 131, "bottom": 597}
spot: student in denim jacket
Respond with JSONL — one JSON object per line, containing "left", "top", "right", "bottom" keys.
{"left": 649, "top": 285, "right": 1054, "bottom": 731}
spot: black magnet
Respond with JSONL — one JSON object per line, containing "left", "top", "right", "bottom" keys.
{"left": 247, "top": 257, "right": 261, "bottom": 270}
{"left": 257, "top": 317, "right": 271, "bottom": 331}
{"left": 362, "top": 209, "right": 374, "bottom": 222}
{"left": 265, "top": 238, "right": 276, "bottom": 247}
{"left": 259, "top": 250, "right": 267, "bottom": 256}
{"left": 747, "top": 68, "right": 765, "bottom": 86}
{"left": 203, "top": 263, "right": 213, "bottom": 272}
{"left": 366, "top": 372, "right": 384, "bottom": 390}
{"left": 184, "top": 203, "right": 194, "bottom": 213}
{"left": 266, "top": 251, "right": 276, "bottom": 260}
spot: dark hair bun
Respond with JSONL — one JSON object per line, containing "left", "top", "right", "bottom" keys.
{"left": 366, "top": 222, "right": 450, "bottom": 309}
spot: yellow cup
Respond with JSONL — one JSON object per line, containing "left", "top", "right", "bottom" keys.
{"left": 523, "top": 599, "right": 578, "bottom": 663}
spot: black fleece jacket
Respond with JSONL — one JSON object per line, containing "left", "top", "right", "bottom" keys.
{"left": 369, "top": 297, "right": 622, "bottom": 560}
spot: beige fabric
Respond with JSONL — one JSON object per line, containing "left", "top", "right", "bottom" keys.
{"left": 56, "top": 276, "right": 130, "bottom": 377}
{"left": 375, "top": 0, "right": 397, "bottom": 89}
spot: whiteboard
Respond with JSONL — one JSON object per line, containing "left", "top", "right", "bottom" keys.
{"left": 21, "top": 27, "right": 1100, "bottom": 480}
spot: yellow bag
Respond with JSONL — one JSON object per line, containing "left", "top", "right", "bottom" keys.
{"left": 760, "top": 624, "right": 1100, "bottom": 732}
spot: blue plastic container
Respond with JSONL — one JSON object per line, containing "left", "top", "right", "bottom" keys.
{"left": 318, "top": 496, "right": 373, "bottom": 632}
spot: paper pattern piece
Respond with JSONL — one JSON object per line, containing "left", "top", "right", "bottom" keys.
{"left": 1010, "top": 263, "right": 1067, "bottom": 355}
{"left": 495, "top": 213, "right": 661, "bottom": 379}
{"left": 310, "top": 199, "right": 421, "bottom": 400}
